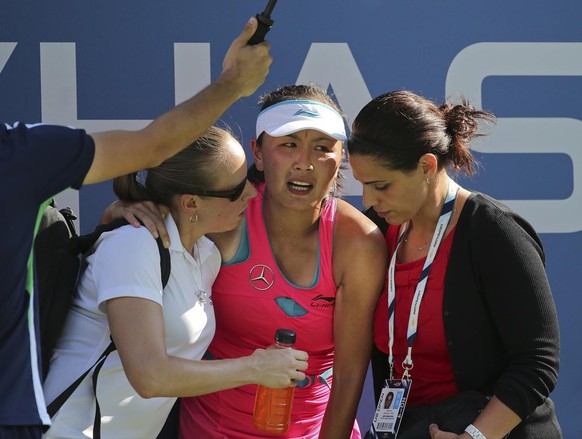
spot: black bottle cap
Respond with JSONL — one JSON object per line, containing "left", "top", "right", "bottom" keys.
{"left": 275, "top": 328, "right": 296, "bottom": 345}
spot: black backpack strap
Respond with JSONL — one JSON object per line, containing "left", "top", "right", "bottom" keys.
{"left": 156, "top": 399, "right": 181, "bottom": 439}
{"left": 156, "top": 232, "right": 171, "bottom": 288}
{"left": 59, "top": 206, "right": 79, "bottom": 239}
{"left": 71, "top": 218, "right": 131, "bottom": 254}
{"left": 71, "top": 218, "right": 170, "bottom": 287}
{"left": 91, "top": 340, "right": 116, "bottom": 439}
{"left": 47, "top": 341, "right": 116, "bottom": 418}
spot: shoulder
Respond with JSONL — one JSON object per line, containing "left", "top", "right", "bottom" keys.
{"left": 463, "top": 193, "right": 538, "bottom": 233}
{"left": 3, "top": 122, "right": 93, "bottom": 153}
{"left": 1, "top": 122, "right": 94, "bottom": 194}
{"left": 89, "top": 224, "right": 166, "bottom": 307}
{"left": 89, "top": 224, "right": 164, "bottom": 287}
{"left": 459, "top": 192, "right": 544, "bottom": 256}
{"left": 94, "top": 223, "right": 161, "bottom": 263}
{"left": 362, "top": 206, "right": 388, "bottom": 236}
{"left": 334, "top": 199, "right": 377, "bottom": 230}
{"left": 463, "top": 192, "right": 515, "bottom": 218}
{"left": 333, "top": 199, "right": 388, "bottom": 261}
{"left": 331, "top": 200, "right": 387, "bottom": 299}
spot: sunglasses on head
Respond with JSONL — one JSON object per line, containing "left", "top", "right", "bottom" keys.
{"left": 191, "top": 175, "right": 248, "bottom": 202}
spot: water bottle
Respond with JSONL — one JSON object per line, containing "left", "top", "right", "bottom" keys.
{"left": 253, "top": 328, "right": 296, "bottom": 433}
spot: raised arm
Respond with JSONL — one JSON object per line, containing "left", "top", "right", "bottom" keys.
{"left": 319, "top": 202, "right": 388, "bottom": 439}
{"left": 84, "top": 17, "right": 271, "bottom": 184}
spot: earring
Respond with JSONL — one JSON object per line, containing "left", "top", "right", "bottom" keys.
{"left": 426, "top": 178, "right": 430, "bottom": 185}
{"left": 189, "top": 214, "right": 198, "bottom": 224}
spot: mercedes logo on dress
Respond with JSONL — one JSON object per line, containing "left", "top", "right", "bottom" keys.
{"left": 249, "top": 264, "right": 275, "bottom": 291}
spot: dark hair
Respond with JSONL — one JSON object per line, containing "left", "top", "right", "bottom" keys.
{"left": 113, "top": 126, "right": 235, "bottom": 206}
{"left": 249, "top": 84, "right": 346, "bottom": 196}
{"left": 348, "top": 90, "right": 495, "bottom": 175}
{"left": 258, "top": 84, "right": 343, "bottom": 113}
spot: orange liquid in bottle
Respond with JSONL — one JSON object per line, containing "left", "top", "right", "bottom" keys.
{"left": 253, "top": 328, "right": 297, "bottom": 433}
{"left": 253, "top": 385, "right": 295, "bottom": 433}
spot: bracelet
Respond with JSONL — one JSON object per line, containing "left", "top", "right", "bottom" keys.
{"left": 465, "top": 424, "right": 487, "bottom": 439}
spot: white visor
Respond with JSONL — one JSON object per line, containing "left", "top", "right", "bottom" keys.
{"left": 256, "top": 100, "right": 347, "bottom": 141}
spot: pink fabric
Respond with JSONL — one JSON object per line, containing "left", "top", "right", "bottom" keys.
{"left": 180, "top": 183, "right": 360, "bottom": 438}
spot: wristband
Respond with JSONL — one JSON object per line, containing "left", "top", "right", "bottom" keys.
{"left": 465, "top": 424, "right": 487, "bottom": 439}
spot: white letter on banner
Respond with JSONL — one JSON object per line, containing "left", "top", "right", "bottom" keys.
{"left": 40, "top": 42, "right": 211, "bottom": 226}
{"left": 174, "top": 43, "right": 211, "bottom": 105}
{"left": 446, "top": 42, "right": 582, "bottom": 233}
{"left": 0, "top": 42, "right": 17, "bottom": 73}
{"left": 297, "top": 43, "right": 372, "bottom": 196}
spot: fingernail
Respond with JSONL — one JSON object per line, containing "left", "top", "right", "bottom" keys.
{"left": 163, "top": 239, "right": 170, "bottom": 249}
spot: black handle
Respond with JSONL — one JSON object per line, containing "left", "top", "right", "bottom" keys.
{"left": 248, "top": 13, "right": 274, "bottom": 45}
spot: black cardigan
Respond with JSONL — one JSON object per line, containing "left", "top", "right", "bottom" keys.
{"left": 366, "top": 192, "right": 561, "bottom": 437}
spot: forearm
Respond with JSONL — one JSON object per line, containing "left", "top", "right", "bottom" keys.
{"left": 462, "top": 396, "right": 521, "bottom": 439}
{"left": 319, "top": 297, "right": 374, "bottom": 438}
{"left": 86, "top": 77, "right": 243, "bottom": 184}
{"left": 141, "top": 75, "right": 243, "bottom": 162}
{"left": 131, "top": 353, "right": 264, "bottom": 398}
{"left": 319, "top": 367, "right": 369, "bottom": 439}
{"left": 119, "top": 341, "right": 307, "bottom": 399}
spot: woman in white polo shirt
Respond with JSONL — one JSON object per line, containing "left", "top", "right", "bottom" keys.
{"left": 43, "top": 126, "right": 308, "bottom": 439}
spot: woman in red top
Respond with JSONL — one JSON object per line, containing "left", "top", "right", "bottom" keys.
{"left": 348, "top": 91, "right": 561, "bottom": 439}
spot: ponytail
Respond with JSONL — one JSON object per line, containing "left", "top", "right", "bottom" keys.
{"left": 113, "top": 172, "right": 152, "bottom": 202}
{"left": 439, "top": 100, "right": 495, "bottom": 176}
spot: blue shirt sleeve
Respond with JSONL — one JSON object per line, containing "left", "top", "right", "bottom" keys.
{"left": 1, "top": 122, "right": 95, "bottom": 203}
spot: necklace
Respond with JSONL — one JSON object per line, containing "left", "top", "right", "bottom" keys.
{"left": 403, "top": 235, "right": 429, "bottom": 251}
{"left": 402, "top": 223, "right": 430, "bottom": 251}
{"left": 193, "top": 241, "right": 212, "bottom": 306}
{"left": 404, "top": 193, "right": 461, "bottom": 252}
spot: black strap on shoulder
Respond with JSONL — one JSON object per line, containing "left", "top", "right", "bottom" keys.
{"left": 156, "top": 230, "right": 171, "bottom": 288}
{"left": 47, "top": 218, "right": 171, "bottom": 434}
{"left": 72, "top": 218, "right": 130, "bottom": 254}
{"left": 72, "top": 218, "right": 170, "bottom": 286}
